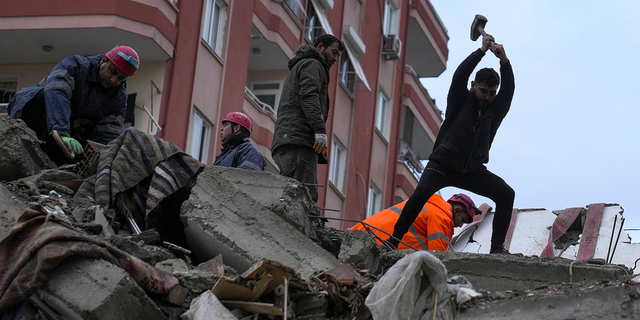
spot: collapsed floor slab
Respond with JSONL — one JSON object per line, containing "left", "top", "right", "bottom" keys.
{"left": 457, "top": 280, "right": 640, "bottom": 320}
{"left": 37, "top": 257, "right": 166, "bottom": 320}
{"left": 429, "top": 251, "right": 632, "bottom": 292}
{"left": 181, "top": 166, "right": 341, "bottom": 278}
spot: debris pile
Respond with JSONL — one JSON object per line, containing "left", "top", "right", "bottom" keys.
{"left": 1, "top": 117, "right": 640, "bottom": 320}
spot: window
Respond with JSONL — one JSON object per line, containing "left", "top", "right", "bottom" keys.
{"left": 250, "top": 80, "right": 283, "bottom": 114}
{"left": 367, "top": 183, "right": 382, "bottom": 217}
{"left": 383, "top": 1, "right": 400, "bottom": 36}
{"left": 203, "top": 0, "right": 226, "bottom": 53}
{"left": 0, "top": 75, "right": 19, "bottom": 114}
{"left": 375, "top": 90, "right": 390, "bottom": 138}
{"left": 304, "top": 2, "right": 324, "bottom": 42}
{"left": 339, "top": 50, "right": 356, "bottom": 94}
{"left": 189, "top": 111, "right": 211, "bottom": 163}
{"left": 329, "top": 138, "right": 347, "bottom": 192}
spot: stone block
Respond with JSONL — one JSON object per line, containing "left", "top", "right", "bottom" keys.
{"left": 38, "top": 257, "right": 165, "bottom": 320}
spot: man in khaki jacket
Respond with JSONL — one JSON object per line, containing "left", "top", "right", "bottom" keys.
{"left": 271, "top": 34, "right": 343, "bottom": 202}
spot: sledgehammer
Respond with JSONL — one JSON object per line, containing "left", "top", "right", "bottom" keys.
{"left": 470, "top": 14, "right": 501, "bottom": 55}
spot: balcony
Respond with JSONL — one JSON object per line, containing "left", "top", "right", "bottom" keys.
{"left": 0, "top": 0, "right": 177, "bottom": 65}
{"left": 405, "top": 0, "right": 448, "bottom": 77}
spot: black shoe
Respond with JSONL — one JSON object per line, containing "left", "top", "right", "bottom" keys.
{"left": 490, "top": 247, "right": 511, "bottom": 254}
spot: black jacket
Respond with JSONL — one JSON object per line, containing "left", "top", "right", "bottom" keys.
{"left": 271, "top": 44, "right": 330, "bottom": 163}
{"left": 428, "top": 49, "right": 515, "bottom": 173}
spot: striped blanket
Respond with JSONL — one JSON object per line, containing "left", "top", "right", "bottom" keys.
{"left": 0, "top": 206, "right": 180, "bottom": 313}
{"left": 77, "top": 128, "right": 204, "bottom": 229}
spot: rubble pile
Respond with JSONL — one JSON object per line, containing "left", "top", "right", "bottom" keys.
{"left": 1, "top": 120, "right": 640, "bottom": 320}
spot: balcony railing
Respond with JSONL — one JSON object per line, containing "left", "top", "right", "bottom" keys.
{"left": 245, "top": 87, "right": 276, "bottom": 118}
{"left": 398, "top": 140, "right": 424, "bottom": 180}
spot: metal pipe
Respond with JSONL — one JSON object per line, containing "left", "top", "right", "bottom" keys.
{"left": 609, "top": 217, "right": 625, "bottom": 264}
{"left": 606, "top": 215, "right": 617, "bottom": 264}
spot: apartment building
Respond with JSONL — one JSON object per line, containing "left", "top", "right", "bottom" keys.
{"left": 0, "top": 0, "right": 448, "bottom": 229}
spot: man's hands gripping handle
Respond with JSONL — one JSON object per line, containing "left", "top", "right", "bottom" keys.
{"left": 313, "top": 133, "right": 328, "bottom": 155}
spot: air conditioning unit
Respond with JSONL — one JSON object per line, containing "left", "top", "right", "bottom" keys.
{"left": 382, "top": 34, "right": 401, "bottom": 60}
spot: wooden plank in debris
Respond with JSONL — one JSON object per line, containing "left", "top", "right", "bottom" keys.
{"left": 220, "top": 301, "right": 284, "bottom": 316}
{"left": 241, "top": 258, "right": 295, "bottom": 294}
{"left": 577, "top": 203, "right": 605, "bottom": 261}
{"left": 502, "top": 208, "right": 519, "bottom": 250}
{"left": 212, "top": 272, "right": 273, "bottom": 302}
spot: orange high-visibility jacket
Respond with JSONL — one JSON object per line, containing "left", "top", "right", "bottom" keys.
{"left": 351, "top": 194, "right": 454, "bottom": 251}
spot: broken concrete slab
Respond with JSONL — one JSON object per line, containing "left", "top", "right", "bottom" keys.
{"left": 181, "top": 166, "right": 341, "bottom": 279}
{"left": 457, "top": 279, "right": 640, "bottom": 320}
{"left": 0, "top": 116, "right": 55, "bottom": 181}
{"left": 38, "top": 257, "right": 166, "bottom": 320}
{"left": 428, "top": 251, "right": 632, "bottom": 292}
{"left": 208, "top": 166, "right": 321, "bottom": 239}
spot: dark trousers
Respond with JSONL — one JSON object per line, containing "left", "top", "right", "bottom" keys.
{"left": 392, "top": 160, "right": 515, "bottom": 251}
{"left": 17, "top": 90, "right": 77, "bottom": 166}
{"left": 272, "top": 145, "right": 319, "bottom": 202}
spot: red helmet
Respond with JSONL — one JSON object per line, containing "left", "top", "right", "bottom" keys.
{"left": 222, "top": 112, "right": 252, "bottom": 132}
{"left": 105, "top": 45, "right": 140, "bottom": 77}
{"left": 448, "top": 193, "right": 481, "bottom": 220}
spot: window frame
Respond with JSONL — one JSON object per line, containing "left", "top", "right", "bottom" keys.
{"left": 249, "top": 80, "right": 284, "bottom": 115}
{"left": 367, "top": 183, "right": 382, "bottom": 218}
{"left": 202, "top": 0, "right": 226, "bottom": 54}
{"left": 329, "top": 137, "right": 347, "bottom": 192}
{"left": 0, "top": 74, "right": 20, "bottom": 114}
{"left": 338, "top": 49, "right": 356, "bottom": 94}
{"left": 383, "top": 0, "right": 400, "bottom": 36}
{"left": 188, "top": 110, "right": 212, "bottom": 164}
{"left": 375, "top": 89, "right": 390, "bottom": 139}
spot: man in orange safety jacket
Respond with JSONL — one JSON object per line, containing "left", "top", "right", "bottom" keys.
{"left": 351, "top": 193, "right": 480, "bottom": 251}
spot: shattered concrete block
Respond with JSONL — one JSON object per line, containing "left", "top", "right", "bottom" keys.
{"left": 181, "top": 166, "right": 341, "bottom": 279}
{"left": 174, "top": 269, "right": 221, "bottom": 292}
{"left": 38, "top": 257, "right": 166, "bottom": 320}
{"left": 156, "top": 258, "right": 189, "bottom": 273}
{"left": 338, "top": 229, "right": 383, "bottom": 275}
{"left": 110, "top": 236, "right": 176, "bottom": 267}
{"left": 0, "top": 116, "right": 56, "bottom": 181}
{"left": 293, "top": 294, "right": 328, "bottom": 319}
{"left": 208, "top": 166, "right": 322, "bottom": 239}
{"left": 0, "top": 184, "right": 28, "bottom": 241}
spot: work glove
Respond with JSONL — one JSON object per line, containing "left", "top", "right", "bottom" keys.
{"left": 313, "top": 133, "right": 328, "bottom": 155}
{"left": 60, "top": 136, "right": 83, "bottom": 154}
{"left": 385, "top": 236, "right": 400, "bottom": 249}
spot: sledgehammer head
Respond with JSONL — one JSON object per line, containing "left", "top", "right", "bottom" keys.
{"left": 470, "top": 14, "right": 488, "bottom": 41}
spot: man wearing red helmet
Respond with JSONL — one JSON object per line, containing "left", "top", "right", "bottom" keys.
{"left": 351, "top": 193, "right": 479, "bottom": 251}
{"left": 213, "top": 112, "right": 266, "bottom": 171}
{"left": 8, "top": 45, "right": 139, "bottom": 165}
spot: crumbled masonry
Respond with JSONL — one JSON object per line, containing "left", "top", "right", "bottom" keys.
{"left": 1, "top": 123, "right": 639, "bottom": 319}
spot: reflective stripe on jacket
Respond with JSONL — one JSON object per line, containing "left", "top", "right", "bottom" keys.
{"left": 351, "top": 194, "right": 454, "bottom": 251}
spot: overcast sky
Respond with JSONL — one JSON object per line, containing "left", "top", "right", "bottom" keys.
{"left": 419, "top": 1, "right": 640, "bottom": 240}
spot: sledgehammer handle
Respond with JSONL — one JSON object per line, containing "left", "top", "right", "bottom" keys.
{"left": 477, "top": 26, "right": 501, "bottom": 55}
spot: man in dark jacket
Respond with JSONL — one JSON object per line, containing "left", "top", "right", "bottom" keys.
{"left": 389, "top": 34, "right": 516, "bottom": 254}
{"left": 271, "top": 34, "right": 343, "bottom": 202}
{"left": 213, "top": 112, "right": 266, "bottom": 171}
{"left": 8, "top": 45, "right": 139, "bottom": 165}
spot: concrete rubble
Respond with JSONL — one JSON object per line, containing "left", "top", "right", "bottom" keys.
{"left": 1, "top": 120, "right": 640, "bottom": 319}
